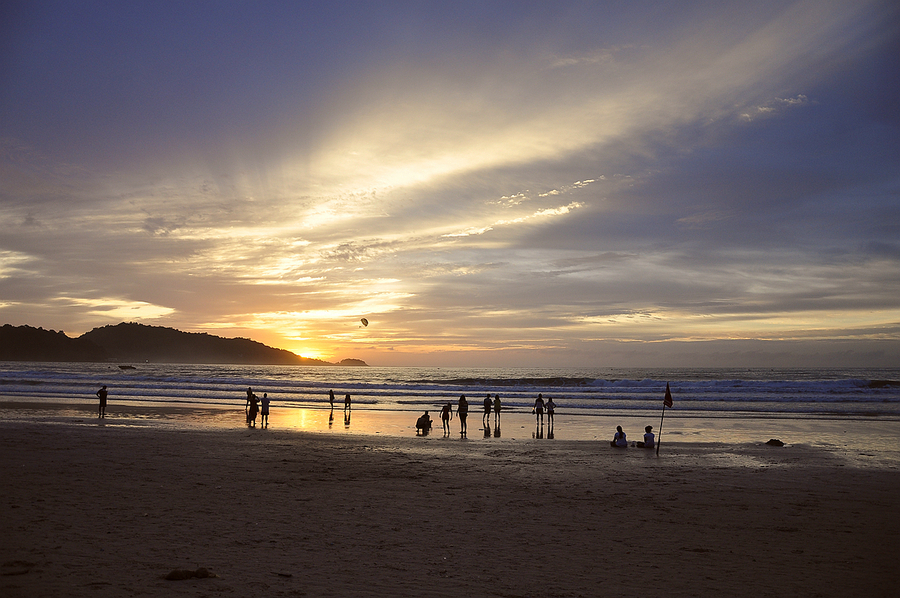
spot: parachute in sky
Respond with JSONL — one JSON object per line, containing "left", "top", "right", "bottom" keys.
{"left": 360, "top": 318, "right": 369, "bottom": 327}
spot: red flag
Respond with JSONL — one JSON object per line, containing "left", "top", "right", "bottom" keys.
{"left": 664, "top": 382, "right": 673, "bottom": 408}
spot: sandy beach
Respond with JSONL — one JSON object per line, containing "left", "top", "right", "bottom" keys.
{"left": 2, "top": 407, "right": 899, "bottom": 597}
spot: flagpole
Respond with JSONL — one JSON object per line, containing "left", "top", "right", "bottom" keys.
{"left": 657, "top": 382, "right": 673, "bottom": 456}
{"left": 656, "top": 403, "right": 666, "bottom": 456}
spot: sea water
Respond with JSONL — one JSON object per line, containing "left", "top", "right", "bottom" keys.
{"left": 3, "top": 363, "right": 900, "bottom": 460}
{"left": 2, "top": 362, "right": 898, "bottom": 418}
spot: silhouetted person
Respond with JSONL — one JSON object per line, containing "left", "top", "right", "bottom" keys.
{"left": 493, "top": 394, "right": 501, "bottom": 425}
{"left": 611, "top": 425, "right": 627, "bottom": 448}
{"left": 260, "top": 392, "right": 270, "bottom": 427}
{"left": 344, "top": 393, "right": 351, "bottom": 410}
{"left": 248, "top": 393, "right": 260, "bottom": 427}
{"left": 533, "top": 393, "right": 545, "bottom": 425}
{"left": 440, "top": 402, "right": 453, "bottom": 436}
{"left": 483, "top": 394, "right": 492, "bottom": 427}
{"left": 329, "top": 389, "right": 335, "bottom": 408}
{"left": 546, "top": 397, "right": 556, "bottom": 426}
{"left": 637, "top": 425, "right": 655, "bottom": 449}
{"left": 96, "top": 385, "right": 108, "bottom": 418}
{"left": 457, "top": 394, "right": 469, "bottom": 436}
{"left": 246, "top": 387, "right": 254, "bottom": 424}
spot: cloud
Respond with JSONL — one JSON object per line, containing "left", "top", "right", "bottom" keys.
{"left": 1, "top": 0, "right": 897, "bottom": 365}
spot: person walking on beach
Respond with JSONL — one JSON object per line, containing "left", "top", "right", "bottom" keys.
{"left": 611, "top": 425, "right": 627, "bottom": 447}
{"left": 329, "top": 389, "right": 335, "bottom": 408}
{"left": 457, "top": 394, "right": 469, "bottom": 436}
{"left": 483, "top": 394, "right": 493, "bottom": 427}
{"left": 440, "top": 401, "right": 453, "bottom": 436}
{"left": 96, "top": 385, "right": 108, "bottom": 418}
{"left": 260, "top": 392, "right": 270, "bottom": 428}
{"left": 546, "top": 397, "right": 556, "bottom": 426}
{"left": 533, "top": 393, "right": 545, "bottom": 425}
{"left": 344, "top": 393, "right": 351, "bottom": 410}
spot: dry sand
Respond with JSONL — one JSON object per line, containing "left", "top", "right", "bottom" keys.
{"left": 2, "top": 417, "right": 898, "bottom": 597}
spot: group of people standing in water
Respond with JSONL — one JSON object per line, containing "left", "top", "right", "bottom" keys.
{"left": 416, "top": 393, "right": 504, "bottom": 437}
{"left": 241, "top": 386, "right": 653, "bottom": 446}
{"left": 245, "top": 387, "right": 270, "bottom": 427}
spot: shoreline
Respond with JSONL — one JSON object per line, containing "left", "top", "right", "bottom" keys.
{"left": 2, "top": 420, "right": 899, "bottom": 597}
{"left": 3, "top": 397, "right": 900, "bottom": 470}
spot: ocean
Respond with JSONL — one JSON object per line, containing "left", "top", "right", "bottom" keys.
{"left": 2, "top": 362, "right": 899, "bottom": 419}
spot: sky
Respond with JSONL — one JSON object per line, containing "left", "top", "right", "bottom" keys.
{"left": 2, "top": 1, "right": 899, "bottom": 368}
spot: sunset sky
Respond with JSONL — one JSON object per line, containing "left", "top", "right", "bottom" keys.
{"left": 2, "top": 1, "right": 899, "bottom": 367}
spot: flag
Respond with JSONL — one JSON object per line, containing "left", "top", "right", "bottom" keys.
{"left": 664, "top": 382, "right": 673, "bottom": 408}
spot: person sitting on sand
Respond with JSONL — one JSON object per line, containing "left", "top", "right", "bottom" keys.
{"left": 610, "top": 425, "right": 627, "bottom": 448}
{"left": 416, "top": 411, "right": 433, "bottom": 435}
{"left": 637, "top": 425, "right": 655, "bottom": 448}
{"left": 440, "top": 402, "right": 453, "bottom": 435}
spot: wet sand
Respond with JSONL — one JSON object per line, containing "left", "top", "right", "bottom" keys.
{"left": 1, "top": 411, "right": 898, "bottom": 597}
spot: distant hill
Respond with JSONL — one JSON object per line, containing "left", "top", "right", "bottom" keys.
{"left": 0, "top": 322, "right": 367, "bottom": 365}
{"left": 0, "top": 324, "right": 107, "bottom": 362}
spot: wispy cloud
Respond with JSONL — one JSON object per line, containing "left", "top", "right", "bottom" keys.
{"left": 1, "top": 0, "right": 897, "bottom": 366}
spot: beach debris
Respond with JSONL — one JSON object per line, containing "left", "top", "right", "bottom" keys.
{"left": 2, "top": 560, "right": 36, "bottom": 576}
{"left": 164, "top": 567, "right": 217, "bottom": 581}
{"left": 765, "top": 438, "right": 785, "bottom": 446}
{"left": 360, "top": 318, "right": 369, "bottom": 327}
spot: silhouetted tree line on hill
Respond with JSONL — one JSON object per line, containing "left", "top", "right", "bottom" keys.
{"left": 0, "top": 323, "right": 366, "bottom": 365}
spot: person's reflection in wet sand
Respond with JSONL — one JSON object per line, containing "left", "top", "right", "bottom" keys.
{"left": 533, "top": 422, "right": 544, "bottom": 439}
{"left": 493, "top": 424, "right": 501, "bottom": 437}
{"left": 484, "top": 424, "right": 491, "bottom": 438}
{"left": 548, "top": 420, "right": 554, "bottom": 440}
{"left": 344, "top": 409, "right": 351, "bottom": 427}
{"left": 328, "top": 406, "right": 334, "bottom": 427}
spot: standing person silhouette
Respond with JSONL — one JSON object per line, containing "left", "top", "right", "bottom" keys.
{"left": 546, "top": 397, "right": 556, "bottom": 426}
{"left": 533, "top": 393, "right": 545, "bottom": 425}
{"left": 329, "top": 389, "right": 335, "bottom": 408}
{"left": 260, "top": 392, "right": 270, "bottom": 428}
{"left": 96, "top": 385, "right": 108, "bottom": 418}
{"left": 344, "top": 393, "right": 351, "bottom": 410}
{"left": 440, "top": 402, "right": 453, "bottom": 436}
{"left": 245, "top": 387, "right": 254, "bottom": 424}
{"left": 457, "top": 394, "right": 469, "bottom": 436}
{"left": 493, "top": 394, "right": 501, "bottom": 426}
{"left": 248, "top": 393, "right": 260, "bottom": 427}
{"left": 483, "top": 394, "right": 493, "bottom": 427}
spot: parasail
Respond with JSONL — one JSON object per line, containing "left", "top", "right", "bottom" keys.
{"left": 360, "top": 318, "right": 368, "bottom": 327}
